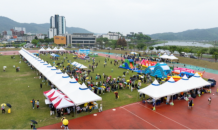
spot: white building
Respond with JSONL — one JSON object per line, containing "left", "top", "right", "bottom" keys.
{"left": 14, "top": 27, "right": 26, "bottom": 34}
{"left": 50, "top": 16, "right": 55, "bottom": 28}
{"left": 48, "top": 28, "right": 57, "bottom": 39}
{"left": 48, "top": 14, "right": 66, "bottom": 38}
{"left": 102, "top": 32, "right": 120, "bottom": 40}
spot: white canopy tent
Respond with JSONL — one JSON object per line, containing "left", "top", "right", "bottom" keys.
{"left": 138, "top": 73, "right": 210, "bottom": 100}
{"left": 138, "top": 79, "right": 162, "bottom": 100}
{"left": 64, "top": 83, "right": 102, "bottom": 106}
{"left": 186, "top": 73, "right": 210, "bottom": 90}
{"left": 159, "top": 53, "right": 170, "bottom": 59}
{"left": 39, "top": 47, "right": 45, "bottom": 52}
{"left": 46, "top": 47, "right": 52, "bottom": 51}
{"left": 168, "top": 54, "right": 178, "bottom": 60}
{"left": 130, "top": 52, "right": 137, "bottom": 54}
{"left": 52, "top": 47, "right": 59, "bottom": 51}
{"left": 19, "top": 49, "right": 102, "bottom": 107}
{"left": 58, "top": 47, "right": 65, "bottom": 51}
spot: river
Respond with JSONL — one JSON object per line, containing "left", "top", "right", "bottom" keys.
{"left": 153, "top": 41, "right": 213, "bottom": 47}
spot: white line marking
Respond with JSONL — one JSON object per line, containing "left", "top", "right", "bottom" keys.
{"left": 138, "top": 103, "right": 190, "bottom": 129}
{"left": 121, "top": 107, "right": 159, "bottom": 129}
{"left": 119, "top": 102, "right": 139, "bottom": 108}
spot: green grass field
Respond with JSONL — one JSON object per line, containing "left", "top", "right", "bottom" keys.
{"left": 0, "top": 53, "right": 150, "bottom": 129}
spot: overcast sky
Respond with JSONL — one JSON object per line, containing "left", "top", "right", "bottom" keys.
{"left": 0, "top": 0, "right": 217, "bottom": 34}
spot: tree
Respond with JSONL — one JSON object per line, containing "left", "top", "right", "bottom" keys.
{"left": 31, "top": 39, "right": 39, "bottom": 45}
{"left": 121, "top": 37, "right": 127, "bottom": 47}
{"left": 209, "top": 48, "right": 218, "bottom": 62}
{"left": 143, "top": 46, "right": 147, "bottom": 54}
{"left": 177, "top": 47, "right": 184, "bottom": 56}
{"left": 196, "top": 51, "right": 201, "bottom": 59}
{"left": 77, "top": 43, "right": 80, "bottom": 48}
{"left": 169, "top": 46, "right": 177, "bottom": 53}
{"left": 156, "top": 46, "right": 161, "bottom": 50}
{"left": 149, "top": 47, "right": 154, "bottom": 54}
{"left": 149, "top": 46, "right": 154, "bottom": 50}
{"left": 35, "top": 36, "right": 38, "bottom": 40}
{"left": 199, "top": 48, "right": 208, "bottom": 59}
{"left": 137, "top": 43, "right": 145, "bottom": 50}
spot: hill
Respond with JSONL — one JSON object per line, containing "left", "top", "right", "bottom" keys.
{"left": 150, "top": 27, "right": 218, "bottom": 41}
{"left": 0, "top": 16, "right": 92, "bottom": 34}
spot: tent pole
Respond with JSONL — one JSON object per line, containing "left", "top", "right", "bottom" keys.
{"left": 172, "top": 95, "right": 173, "bottom": 103}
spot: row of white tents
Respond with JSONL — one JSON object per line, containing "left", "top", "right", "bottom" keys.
{"left": 19, "top": 48, "right": 102, "bottom": 107}
{"left": 159, "top": 53, "right": 178, "bottom": 60}
{"left": 138, "top": 74, "right": 210, "bottom": 100}
{"left": 39, "top": 47, "right": 66, "bottom": 52}
{"left": 71, "top": 62, "right": 87, "bottom": 69}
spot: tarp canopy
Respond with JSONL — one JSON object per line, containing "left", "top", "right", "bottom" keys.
{"left": 138, "top": 73, "right": 210, "bottom": 100}
{"left": 51, "top": 94, "right": 74, "bottom": 109}
{"left": 138, "top": 79, "right": 162, "bottom": 100}
{"left": 46, "top": 47, "right": 52, "bottom": 51}
{"left": 130, "top": 52, "right": 137, "bottom": 54}
{"left": 39, "top": 47, "right": 45, "bottom": 52}
{"left": 64, "top": 83, "right": 102, "bottom": 106}
{"left": 159, "top": 53, "right": 169, "bottom": 59}
{"left": 168, "top": 54, "right": 178, "bottom": 60}
{"left": 52, "top": 47, "right": 59, "bottom": 51}
{"left": 19, "top": 48, "right": 102, "bottom": 107}
{"left": 59, "top": 47, "right": 65, "bottom": 51}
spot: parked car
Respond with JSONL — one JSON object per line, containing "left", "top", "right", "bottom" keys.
{"left": 190, "top": 55, "right": 197, "bottom": 59}
{"left": 205, "top": 78, "right": 216, "bottom": 88}
{"left": 180, "top": 52, "right": 189, "bottom": 57}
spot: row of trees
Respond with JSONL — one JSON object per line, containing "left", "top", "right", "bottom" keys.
{"left": 31, "top": 36, "right": 54, "bottom": 45}
{"left": 156, "top": 46, "right": 218, "bottom": 62}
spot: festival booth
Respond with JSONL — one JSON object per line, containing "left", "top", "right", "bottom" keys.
{"left": 186, "top": 73, "right": 211, "bottom": 90}
{"left": 64, "top": 83, "right": 102, "bottom": 106}
{"left": 159, "top": 53, "right": 169, "bottom": 59}
{"left": 138, "top": 73, "right": 211, "bottom": 105}
{"left": 138, "top": 79, "right": 162, "bottom": 100}
{"left": 58, "top": 47, "right": 65, "bottom": 51}
{"left": 130, "top": 52, "right": 137, "bottom": 55}
{"left": 46, "top": 47, "right": 52, "bottom": 52}
{"left": 52, "top": 47, "right": 59, "bottom": 51}
{"left": 39, "top": 47, "right": 45, "bottom": 52}
{"left": 51, "top": 95, "right": 74, "bottom": 109}
{"left": 19, "top": 49, "right": 102, "bottom": 109}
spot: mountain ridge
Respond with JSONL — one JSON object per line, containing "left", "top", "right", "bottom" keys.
{"left": 149, "top": 27, "right": 218, "bottom": 40}
{"left": 0, "top": 16, "right": 92, "bottom": 34}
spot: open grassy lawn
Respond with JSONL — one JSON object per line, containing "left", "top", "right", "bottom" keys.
{"left": 0, "top": 53, "right": 150, "bottom": 129}
{"left": 94, "top": 50, "right": 218, "bottom": 70}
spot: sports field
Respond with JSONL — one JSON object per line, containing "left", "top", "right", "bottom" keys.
{"left": 0, "top": 53, "right": 151, "bottom": 129}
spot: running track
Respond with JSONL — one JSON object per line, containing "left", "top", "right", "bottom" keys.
{"left": 3, "top": 50, "right": 218, "bottom": 129}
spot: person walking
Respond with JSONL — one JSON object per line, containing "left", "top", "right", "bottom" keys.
{"left": 32, "top": 99, "right": 35, "bottom": 109}
{"left": 1, "top": 105, "right": 5, "bottom": 114}
{"left": 36, "top": 100, "right": 39, "bottom": 109}
{"left": 40, "top": 83, "right": 42, "bottom": 89}
{"left": 208, "top": 97, "right": 211, "bottom": 105}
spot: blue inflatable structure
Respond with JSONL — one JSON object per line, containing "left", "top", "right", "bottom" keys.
{"left": 143, "top": 63, "right": 171, "bottom": 78}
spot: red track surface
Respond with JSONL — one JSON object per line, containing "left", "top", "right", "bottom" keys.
{"left": 4, "top": 51, "right": 218, "bottom": 129}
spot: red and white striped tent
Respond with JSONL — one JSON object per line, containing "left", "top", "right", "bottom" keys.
{"left": 50, "top": 95, "right": 74, "bottom": 109}
{"left": 44, "top": 89, "right": 74, "bottom": 108}
{"left": 43, "top": 89, "right": 64, "bottom": 100}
